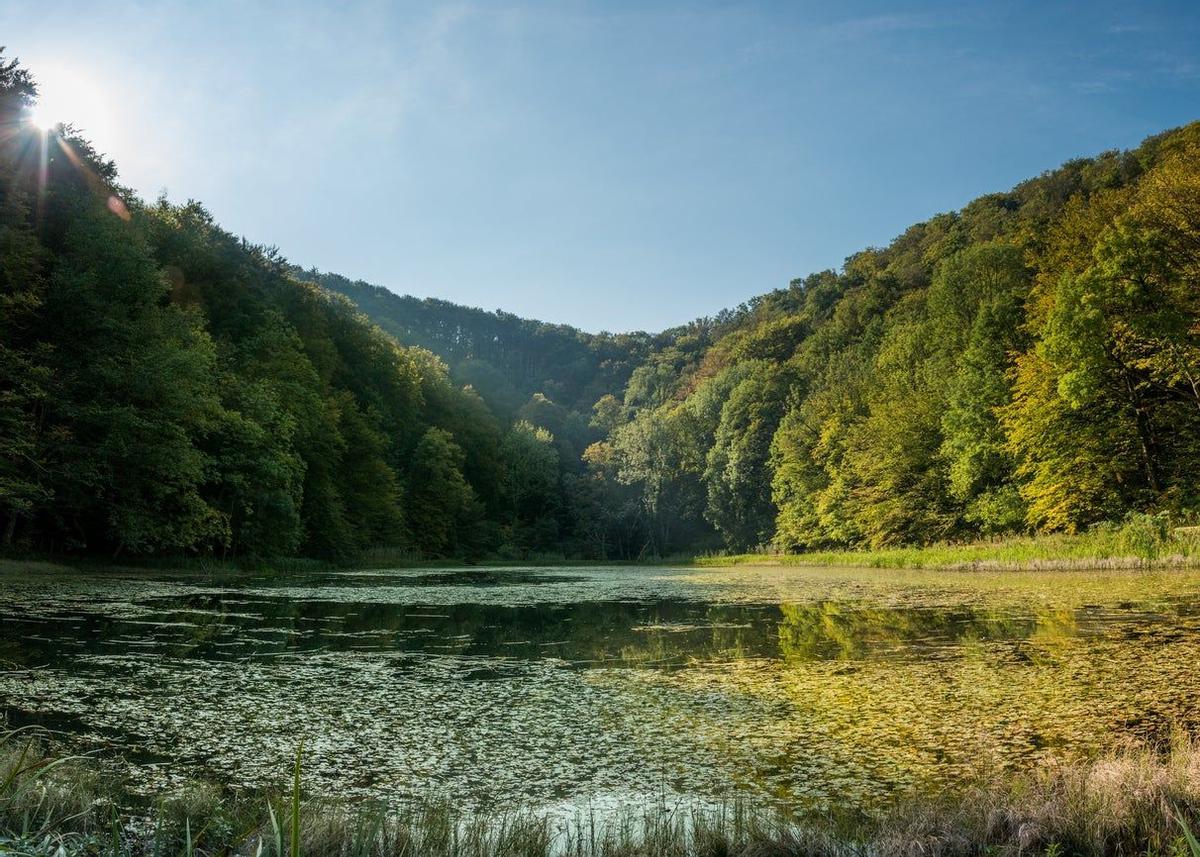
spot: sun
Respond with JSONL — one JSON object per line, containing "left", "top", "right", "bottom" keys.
{"left": 28, "top": 105, "right": 58, "bottom": 131}
{"left": 21, "top": 63, "right": 120, "bottom": 146}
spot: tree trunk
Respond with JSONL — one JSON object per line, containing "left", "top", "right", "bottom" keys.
{"left": 1122, "top": 369, "right": 1161, "bottom": 493}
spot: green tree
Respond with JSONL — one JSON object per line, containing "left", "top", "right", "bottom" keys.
{"left": 935, "top": 243, "right": 1030, "bottom": 533}
{"left": 41, "top": 200, "right": 226, "bottom": 554}
{"left": 407, "top": 427, "right": 481, "bottom": 556}
{"left": 704, "top": 362, "right": 790, "bottom": 550}
{"left": 499, "top": 420, "right": 561, "bottom": 553}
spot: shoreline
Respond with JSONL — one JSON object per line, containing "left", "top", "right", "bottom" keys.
{"left": 697, "top": 552, "right": 1200, "bottom": 573}
{"left": 6, "top": 524, "right": 1200, "bottom": 579}
{"left": 695, "top": 526, "right": 1200, "bottom": 572}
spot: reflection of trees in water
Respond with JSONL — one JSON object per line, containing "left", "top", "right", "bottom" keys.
{"left": 775, "top": 602, "right": 1080, "bottom": 662}
{"left": 18, "top": 593, "right": 780, "bottom": 666}
{"left": 10, "top": 587, "right": 1087, "bottom": 671}
{"left": 1031, "top": 608, "right": 1079, "bottom": 642}
{"left": 7, "top": 576, "right": 1098, "bottom": 686}
{"left": 777, "top": 602, "right": 949, "bottom": 661}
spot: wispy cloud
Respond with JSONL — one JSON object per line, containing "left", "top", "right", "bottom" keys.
{"left": 818, "top": 13, "right": 941, "bottom": 41}
{"left": 1107, "top": 23, "right": 1150, "bottom": 35}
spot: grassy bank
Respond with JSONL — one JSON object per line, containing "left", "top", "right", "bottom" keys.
{"left": 698, "top": 515, "right": 1200, "bottom": 572}
{"left": 5, "top": 727, "right": 1200, "bottom": 857}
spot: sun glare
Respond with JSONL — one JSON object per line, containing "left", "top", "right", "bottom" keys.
{"left": 28, "top": 105, "right": 57, "bottom": 131}
{"left": 25, "top": 65, "right": 117, "bottom": 142}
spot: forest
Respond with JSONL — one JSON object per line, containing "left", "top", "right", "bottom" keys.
{"left": 3, "top": 50, "right": 1200, "bottom": 561}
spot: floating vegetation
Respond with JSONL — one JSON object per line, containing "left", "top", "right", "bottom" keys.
{"left": 2, "top": 563, "right": 1200, "bottom": 813}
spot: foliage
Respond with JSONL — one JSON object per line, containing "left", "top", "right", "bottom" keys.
{"left": 698, "top": 522, "right": 1200, "bottom": 571}
{"left": 1116, "top": 511, "right": 1174, "bottom": 564}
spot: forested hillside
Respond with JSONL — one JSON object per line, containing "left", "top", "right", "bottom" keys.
{"left": 305, "top": 269, "right": 659, "bottom": 417}
{"left": 326, "top": 119, "right": 1200, "bottom": 558}
{"left": 3, "top": 48, "right": 1199, "bottom": 562}
{"left": 578, "top": 121, "right": 1200, "bottom": 555}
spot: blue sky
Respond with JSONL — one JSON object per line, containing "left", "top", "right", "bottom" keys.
{"left": 3, "top": 1, "right": 1198, "bottom": 332}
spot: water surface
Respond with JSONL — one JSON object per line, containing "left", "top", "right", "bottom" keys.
{"left": 3, "top": 563, "right": 1200, "bottom": 812}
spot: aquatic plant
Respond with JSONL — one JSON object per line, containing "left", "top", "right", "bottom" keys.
{"left": 292, "top": 741, "right": 303, "bottom": 857}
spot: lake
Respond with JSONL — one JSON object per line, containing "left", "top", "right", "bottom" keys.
{"left": 2, "top": 563, "right": 1200, "bottom": 814}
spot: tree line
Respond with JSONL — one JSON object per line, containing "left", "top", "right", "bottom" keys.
{"left": 3, "top": 50, "right": 1199, "bottom": 561}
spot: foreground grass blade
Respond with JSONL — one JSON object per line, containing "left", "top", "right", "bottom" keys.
{"left": 291, "top": 739, "right": 303, "bottom": 857}
{"left": 1179, "top": 813, "right": 1200, "bottom": 857}
{"left": 267, "top": 797, "right": 282, "bottom": 857}
{"left": 0, "top": 738, "right": 33, "bottom": 797}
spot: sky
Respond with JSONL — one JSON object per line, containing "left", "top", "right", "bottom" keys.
{"left": 2, "top": 1, "right": 1199, "bottom": 332}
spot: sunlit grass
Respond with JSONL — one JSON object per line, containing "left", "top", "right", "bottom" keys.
{"left": 700, "top": 516, "right": 1200, "bottom": 571}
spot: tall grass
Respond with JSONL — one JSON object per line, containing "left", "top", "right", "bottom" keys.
{"left": 1180, "top": 814, "right": 1200, "bottom": 857}
{"left": 700, "top": 513, "right": 1200, "bottom": 571}
{"left": 4, "top": 727, "right": 1200, "bottom": 857}
{"left": 0, "top": 726, "right": 102, "bottom": 855}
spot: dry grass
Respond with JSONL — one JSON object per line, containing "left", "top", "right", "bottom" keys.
{"left": 873, "top": 737, "right": 1200, "bottom": 857}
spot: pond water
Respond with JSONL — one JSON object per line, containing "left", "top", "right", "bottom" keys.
{"left": 3, "top": 563, "right": 1200, "bottom": 813}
